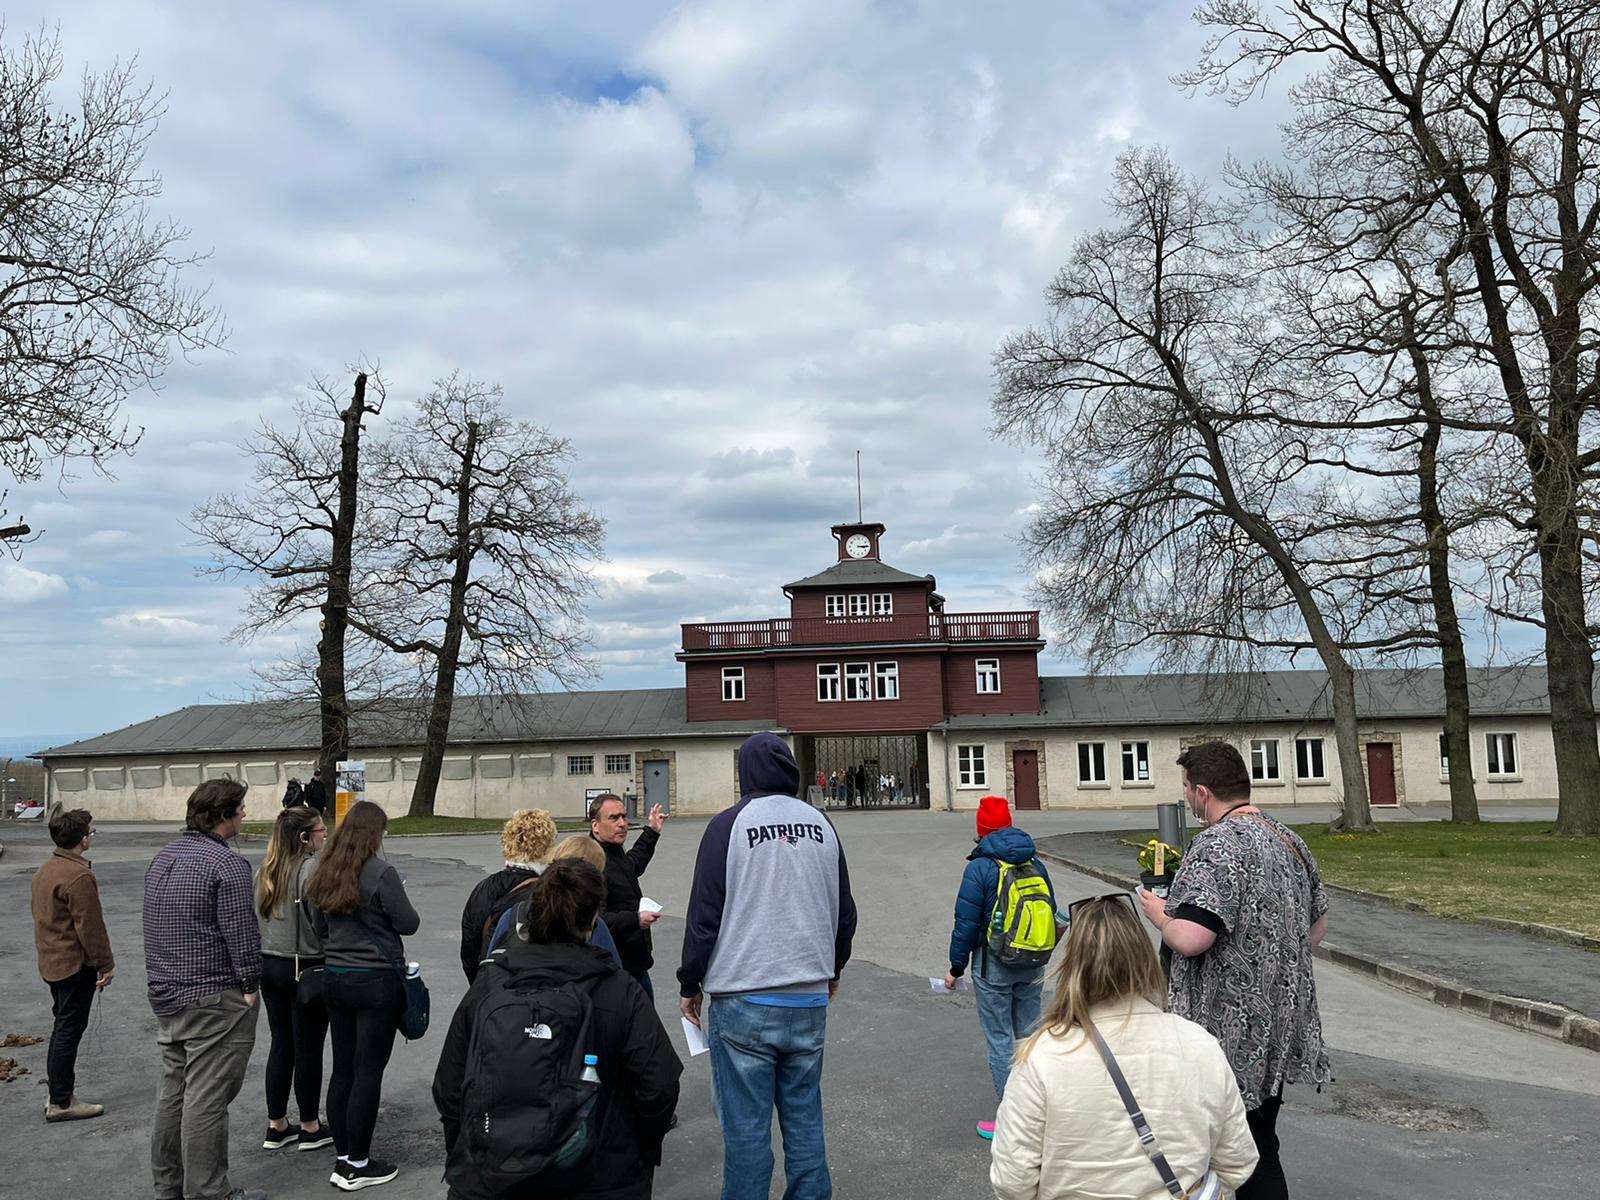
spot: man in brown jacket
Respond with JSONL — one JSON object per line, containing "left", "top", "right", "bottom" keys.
{"left": 31, "top": 806, "right": 115, "bottom": 1122}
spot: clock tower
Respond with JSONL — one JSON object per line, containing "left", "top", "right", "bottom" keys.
{"left": 832, "top": 521, "right": 886, "bottom": 562}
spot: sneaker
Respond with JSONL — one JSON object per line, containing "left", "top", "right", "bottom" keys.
{"left": 331, "top": 1159, "right": 398, "bottom": 1191}
{"left": 297, "top": 1125, "right": 333, "bottom": 1151}
{"left": 976, "top": 1119, "right": 996, "bottom": 1140}
{"left": 44, "top": 1097, "right": 104, "bottom": 1123}
{"left": 262, "top": 1124, "right": 299, "bottom": 1150}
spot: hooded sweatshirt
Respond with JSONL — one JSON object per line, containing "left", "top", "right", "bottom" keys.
{"left": 948, "top": 826, "right": 1056, "bottom": 979}
{"left": 677, "top": 733, "right": 857, "bottom": 999}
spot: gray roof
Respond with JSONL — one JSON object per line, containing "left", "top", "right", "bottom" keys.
{"left": 37, "top": 688, "right": 780, "bottom": 760}
{"left": 783, "top": 559, "right": 934, "bottom": 590}
{"left": 37, "top": 666, "right": 1560, "bottom": 760}
{"left": 943, "top": 666, "right": 1556, "bottom": 730}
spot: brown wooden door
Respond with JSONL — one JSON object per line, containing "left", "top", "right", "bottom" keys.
{"left": 1365, "top": 742, "right": 1397, "bottom": 807}
{"left": 1012, "top": 749, "right": 1040, "bottom": 810}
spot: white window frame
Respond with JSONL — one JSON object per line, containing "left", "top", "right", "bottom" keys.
{"left": 1077, "top": 741, "right": 1107, "bottom": 786}
{"left": 567, "top": 754, "right": 595, "bottom": 777}
{"left": 976, "top": 658, "right": 1001, "bottom": 694}
{"left": 1294, "top": 737, "right": 1327, "bottom": 782}
{"left": 1486, "top": 732, "right": 1519, "bottom": 779}
{"left": 825, "top": 594, "right": 846, "bottom": 618}
{"left": 872, "top": 592, "right": 893, "bottom": 616}
{"left": 875, "top": 660, "right": 899, "bottom": 700}
{"left": 721, "top": 666, "right": 745, "bottom": 702}
{"left": 844, "top": 662, "right": 872, "bottom": 701}
{"left": 957, "top": 744, "right": 987, "bottom": 788}
{"left": 1120, "top": 740, "right": 1151, "bottom": 784}
{"left": 848, "top": 593, "right": 871, "bottom": 616}
{"left": 1251, "top": 738, "right": 1282, "bottom": 783}
{"left": 1438, "top": 732, "right": 1450, "bottom": 781}
{"left": 817, "top": 663, "right": 841, "bottom": 702}
{"left": 604, "top": 753, "right": 632, "bottom": 775}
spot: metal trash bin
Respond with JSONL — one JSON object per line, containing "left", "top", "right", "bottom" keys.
{"left": 623, "top": 791, "right": 639, "bottom": 820}
{"left": 1156, "top": 802, "right": 1184, "bottom": 850}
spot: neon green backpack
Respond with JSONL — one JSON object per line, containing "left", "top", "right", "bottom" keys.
{"left": 987, "top": 859, "right": 1057, "bottom": 967}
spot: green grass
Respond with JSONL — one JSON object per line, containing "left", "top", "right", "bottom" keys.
{"left": 243, "top": 814, "right": 589, "bottom": 838}
{"left": 1129, "top": 821, "right": 1600, "bottom": 940}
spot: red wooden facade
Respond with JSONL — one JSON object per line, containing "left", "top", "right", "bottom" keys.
{"left": 678, "top": 522, "right": 1044, "bottom": 734}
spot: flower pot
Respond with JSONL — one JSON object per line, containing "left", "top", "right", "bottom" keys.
{"left": 1140, "top": 871, "right": 1175, "bottom": 898}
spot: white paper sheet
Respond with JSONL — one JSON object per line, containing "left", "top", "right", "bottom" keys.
{"left": 928, "top": 976, "right": 969, "bottom": 994}
{"left": 681, "top": 1015, "right": 710, "bottom": 1056}
{"left": 639, "top": 897, "right": 664, "bottom": 914}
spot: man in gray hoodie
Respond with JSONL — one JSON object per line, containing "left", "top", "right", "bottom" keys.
{"left": 678, "top": 732, "right": 857, "bottom": 1200}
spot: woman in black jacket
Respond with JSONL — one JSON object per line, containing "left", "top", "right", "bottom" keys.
{"left": 457, "top": 808, "right": 557, "bottom": 981}
{"left": 432, "top": 858, "right": 682, "bottom": 1200}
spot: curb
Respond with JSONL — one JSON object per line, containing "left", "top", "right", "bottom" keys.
{"left": 1320, "top": 881, "right": 1600, "bottom": 952}
{"left": 1036, "top": 848, "right": 1600, "bottom": 1056}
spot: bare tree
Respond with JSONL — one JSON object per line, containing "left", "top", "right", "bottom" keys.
{"left": 991, "top": 147, "right": 1429, "bottom": 831}
{"left": 0, "top": 28, "right": 223, "bottom": 544}
{"left": 1186, "top": 0, "right": 1600, "bottom": 832}
{"left": 351, "top": 375, "right": 606, "bottom": 818}
{"left": 190, "top": 369, "right": 385, "bottom": 788}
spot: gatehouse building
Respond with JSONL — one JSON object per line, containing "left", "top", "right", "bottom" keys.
{"left": 35, "top": 520, "right": 1568, "bottom": 820}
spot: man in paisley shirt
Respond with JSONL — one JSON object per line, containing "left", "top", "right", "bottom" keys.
{"left": 1138, "top": 740, "right": 1331, "bottom": 1200}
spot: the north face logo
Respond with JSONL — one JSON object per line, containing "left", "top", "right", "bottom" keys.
{"left": 524, "top": 1023, "right": 552, "bottom": 1040}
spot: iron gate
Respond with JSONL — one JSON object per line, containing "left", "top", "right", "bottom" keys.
{"left": 800, "top": 734, "right": 929, "bottom": 810}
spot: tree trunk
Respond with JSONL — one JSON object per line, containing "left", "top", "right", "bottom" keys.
{"left": 316, "top": 372, "right": 369, "bottom": 816}
{"left": 1538, "top": 481, "right": 1600, "bottom": 836}
{"left": 1324, "top": 660, "right": 1375, "bottom": 831}
{"left": 1410, "top": 342, "right": 1479, "bottom": 823}
{"left": 407, "top": 420, "right": 480, "bottom": 819}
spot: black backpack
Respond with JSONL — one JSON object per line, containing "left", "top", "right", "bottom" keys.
{"left": 450, "top": 962, "right": 603, "bottom": 1197}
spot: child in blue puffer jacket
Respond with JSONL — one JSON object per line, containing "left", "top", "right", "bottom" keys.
{"left": 944, "top": 795, "right": 1061, "bottom": 1140}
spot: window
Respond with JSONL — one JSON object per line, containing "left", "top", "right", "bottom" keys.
{"left": 825, "top": 594, "right": 846, "bottom": 618}
{"left": 567, "top": 755, "right": 594, "bottom": 776}
{"left": 1439, "top": 733, "right": 1450, "bottom": 779}
{"left": 604, "top": 753, "right": 632, "bottom": 775}
{"left": 1250, "top": 739, "right": 1281, "bottom": 782}
{"left": 957, "top": 744, "right": 987, "bottom": 788}
{"left": 1120, "top": 740, "right": 1150, "bottom": 783}
{"left": 1077, "top": 742, "right": 1107, "bottom": 785}
{"left": 1486, "top": 732, "right": 1518, "bottom": 777}
{"left": 875, "top": 661, "right": 899, "bottom": 700}
{"left": 817, "top": 663, "right": 841, "bottom": 702}
{"left": 845, "top": 662, "right": 872, "bottom": 701}
{"left": 872, "top": 592, "right": 893, "bottom": 616}
{"left": 1294, "top": 737, "right": 1326, "bottom": 781}
{"left": 976, "top": 658, "right": 1001, "bottom": 694}
{"left": 722, "top": 666, "right": 745, "bottom": 702}
{"left": 848, "top": 593, "right": 871, "bottom": 616}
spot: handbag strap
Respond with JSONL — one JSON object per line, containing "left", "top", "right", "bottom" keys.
{"left": 1081, "top": 1018, "right": 1188, "bottom": 1200}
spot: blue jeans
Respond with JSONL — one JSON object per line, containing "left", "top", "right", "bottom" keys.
{"left": 708, "top": 997, "right": 831, "bottom": 1200}
{"left": 972, "top": 959, "right": 1044, "bottom": 1099}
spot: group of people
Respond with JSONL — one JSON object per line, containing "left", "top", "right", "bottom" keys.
{"left": 817, "top": 764, "right": 905, "bottom": 806}
{"left": 28, "top": 733, "right": 1325, "bottom": 1200}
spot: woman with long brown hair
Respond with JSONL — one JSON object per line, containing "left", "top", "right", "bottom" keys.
{"left": 256, "top": 805, "right": 330, "bottom": 1151}
{"left": 989, "top": 895, "right": 1257, "bottom": 1200}
{"left": 305, "top": 801, "right": 420, "bottom": 1192}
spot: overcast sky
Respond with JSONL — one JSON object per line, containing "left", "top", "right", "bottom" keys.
{"left": 0, "top": 1, "right": 1296, "bottom": 744}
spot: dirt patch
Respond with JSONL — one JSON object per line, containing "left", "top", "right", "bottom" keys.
{"left": 1334, "top": 1088, "right": 1488, "bottom": 1133}
{"left": 0, "top": 1057, "right": 29, "bottom": 1082}
{"left": 1, "top": 1034, "right": 41, "bottom": 1048}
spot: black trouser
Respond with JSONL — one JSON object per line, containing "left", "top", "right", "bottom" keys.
{"left": 324, "top": 969, "right": 401, "bottom": 1161}
{"left": 260, "top": 955, "right": 329, "bottom": 1124}
{"left": 46, "top": 965, "right": 97, "bottom": 1105}
{"left": 1238, "top": 1091, "right": 1286, "bottom": 1200}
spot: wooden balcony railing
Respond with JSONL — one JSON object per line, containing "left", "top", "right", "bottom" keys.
{"left": 680, "top": 611, "right": 1040, "bottom": 651}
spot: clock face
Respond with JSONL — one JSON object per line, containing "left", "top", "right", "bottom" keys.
{"left": 845, "top": 533, "right": 872, "bottom": 559}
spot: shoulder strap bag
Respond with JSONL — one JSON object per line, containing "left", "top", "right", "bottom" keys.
{"left": 358, "top": 911, "right": 430, "bottom": 1041}
{"left": 1081, "top": 1017, "right": 1228, "bottom": 1200}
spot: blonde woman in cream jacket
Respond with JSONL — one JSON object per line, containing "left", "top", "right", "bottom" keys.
{"left": 990, "top": 895, "right": 1258, "bottom": 1200}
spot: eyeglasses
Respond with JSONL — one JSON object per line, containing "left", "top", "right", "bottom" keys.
{"left": 1064, "top": 892, "right": 1140, "bottom": 929}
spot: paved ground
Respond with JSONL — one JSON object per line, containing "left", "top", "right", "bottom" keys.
{"left": 2, "top": 810, "right": 1597, "bottom": 1198}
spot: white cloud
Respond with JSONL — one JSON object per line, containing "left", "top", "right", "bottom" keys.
{"left": 0, "top": 560, "right": 68, "bottom": 603}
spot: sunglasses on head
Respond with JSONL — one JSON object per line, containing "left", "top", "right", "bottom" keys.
{"left": 1064, "top": 892, "right": 1140, "bottom": 929}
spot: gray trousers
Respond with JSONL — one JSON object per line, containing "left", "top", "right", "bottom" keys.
{"left": 152, "top": 990, "right": 260, "bottom": 1200}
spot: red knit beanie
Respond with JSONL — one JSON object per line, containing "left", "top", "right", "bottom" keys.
{"left": 976, "top": 795, "right": 1012, "bottom": 840}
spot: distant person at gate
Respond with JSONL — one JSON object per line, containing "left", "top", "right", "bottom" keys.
{"left": 590, "top": 792, "right": 668, "bottom": 998}
{"left": 945, "top": 795, "right": 1061, "bottom": 1141}
{"left": 1138, "top": 740, "right": 1330, "bottom": 1200}
{"left": 678, "top": 732, "right": 857, "bottom": 1200}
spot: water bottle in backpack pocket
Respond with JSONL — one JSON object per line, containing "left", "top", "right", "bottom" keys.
{"left": 452, "top": 970, "right": 603, "bottom": 1197}
{"left": 988, "top": 859, "right": 1058, "bottom": 967}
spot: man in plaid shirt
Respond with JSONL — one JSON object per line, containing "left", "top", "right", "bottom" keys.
{"left": 143, "top": 778, "right": 266, "bottom": 1200}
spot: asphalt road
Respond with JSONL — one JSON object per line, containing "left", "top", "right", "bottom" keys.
{"left": 1, "top": 810, "right": 1595, "bottom": 1199}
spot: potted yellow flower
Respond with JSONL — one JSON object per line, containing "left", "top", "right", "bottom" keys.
{"left": 1138, "top": 838, "right": 1183, "bottom": 896}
